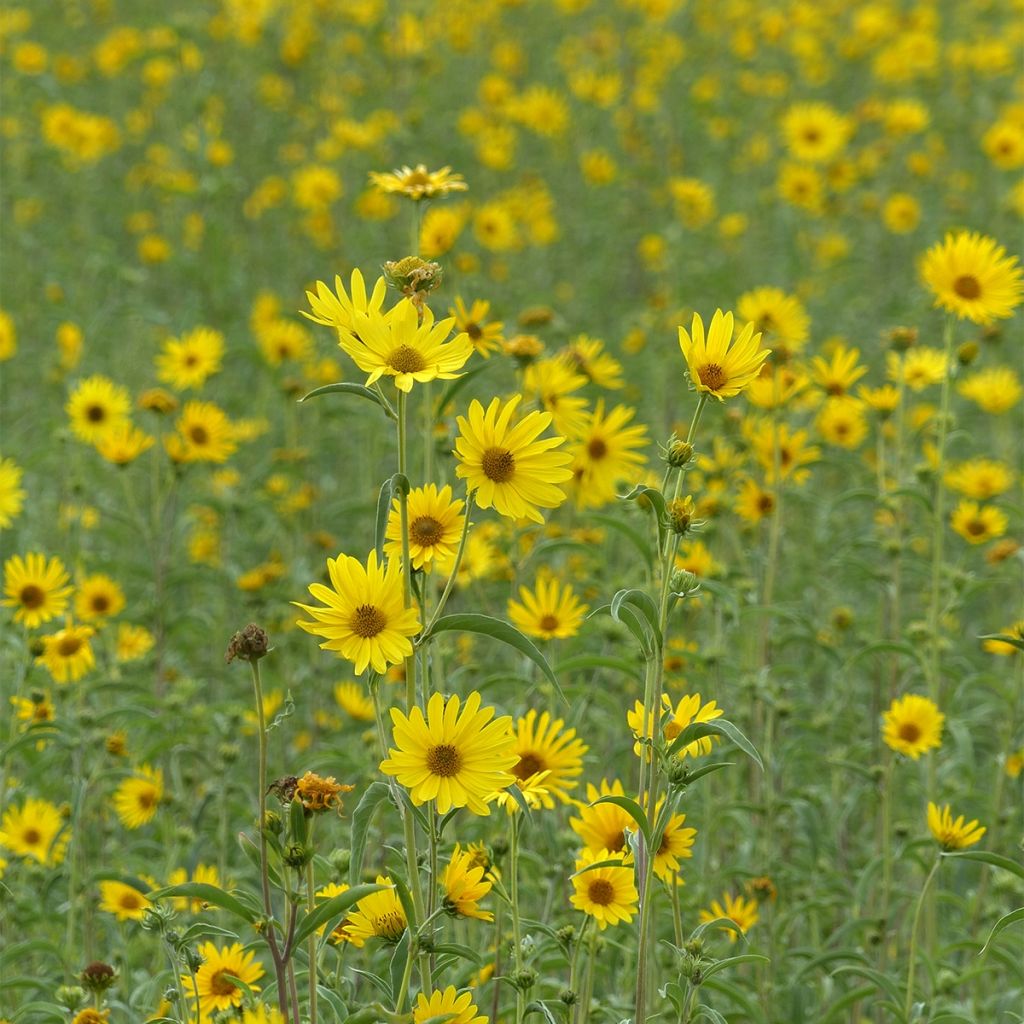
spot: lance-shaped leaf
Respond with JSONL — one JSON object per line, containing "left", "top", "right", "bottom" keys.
{"left": 290, "top": 882, "right": 385, "bottom": 950}
{"left": 146, "top": 882, "right": 259, "bottom": 924}
{"left": 300, "top": 381, "right": 397, "bottom": 420}
{"left": 666, "top": 719, "right": 763, "bottom": 770}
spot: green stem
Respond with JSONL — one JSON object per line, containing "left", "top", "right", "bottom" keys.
{"left": 509, "top": 813, "right": 526, "bottom": 1024}
{"left": 421, "top": 491, "right": 474, "bottom": 636}
{"left": 306, "top": 858, "right": 318, "bottom": 1024}
{"left": 904, "top": 855, "right": 941, "bottom": 1020}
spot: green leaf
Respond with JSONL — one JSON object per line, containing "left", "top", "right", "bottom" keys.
{"left": 977, "top": 632, "right": 1024, "bottom": 652}
{"left": 291, "top": 883, "right": 385, "bottom": 950}
{"left": 700, "top": 954, "right": 769, "bottom": 979}
{"left": 620, "top": 482, "right": 669, "bottom": 544}
{"left": 589, "top": 512, "right": 653, "bottom": 570}
{"left": 943, "top": 850, "right": 1024, "bottom": 883}
{"left": 690, "top": 915, "right": 749, "bottom": 942}
{"left": 979, "top": 906, "right": 1024, "bottom": 956}
{"left": 830, "top": 964, "right": 903, "bottom": 1003}
{"left": 610, "top": 588, "right": 663, "bottom": 649}
{"left": 350, "top": 781, "right": 392, "bottom": 886}
{"left": 666, "top": 719, "right": 763, "bottom": 770}
{"left": 430, "top": 942, "right": 484, "bottom": 966}
{"left": 554, "top": 654, "right": 643, "bottom": 682}
{"left": 147, "top": 882, "right": 257, "bottom": 924}
{"left": 570, "top": 857, "right": 633, "bottom": 878}
{"left": 422, "top": 613, "right": 565, "bottom": 704}
{"left": 677, "top": 761, "right": 734, "bottom": 786}
{"left": 592, "top": 794, "right": 652, "bottom": 848}
{"left": 300, "top": 381, "right": 396, "bottom": 419}
{"left": 524, "top": 1002, "right": 559, "bottom": 1024}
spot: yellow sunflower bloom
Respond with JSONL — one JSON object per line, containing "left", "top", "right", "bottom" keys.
{"left": 927, "top": 802, "right": 986, "bottom": 850}
{"left": 882, "top": 694, "right": 944, "bottom": 759}
{"left": 383, "top": 483, "right": 465, "bottom": 572}
{"left": 99, "top": 880, "right": 151, "bottom": 921}
{"left": 442, "top": 843, "right": 494, "bottom": 921}
{"left": 0, "top": 796, "right": 70, "bottom": 866}
{"left": 570, "top": 847, "right": 638, "bottom": 930}
{"left": 507, "top": 574, "right": 588, "bottom": 640}
{"left": 185, "top": 942, "right": 263, "bottom": 1017}
{"left": 113, "top": 765, "right": 163, "bottom": 829}
{"left": 0, "top": 457, "right": 26, "bottom": 528}
{"left": 369, "top": 164, "right": 468, "bottom": 201}
{"left": 412, "top": 986, "right": 486, "bottom": 1024}
{"left": 345, "top": 875, "right": 407, "bottom": 946}
{"left": 2, "top": 552, "right": 73, "bottom": 628}
{"left": 37, "top": 621, "right": 96, "bottom": 683}
{"left": 678, "top": 310, "right": 770, "bottom": 401}
{"left": 302, "top": 269, "right": 389, "bottom": 337}
{"left": 699, "top": 891, "right": 759, "bottom": 941}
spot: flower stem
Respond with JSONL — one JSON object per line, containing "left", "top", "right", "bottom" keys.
{"left": 904, "top": 855, "right": 941, "bottom": 1020}
{"left": 509, "top": 812, "right": 526, "bottom": 1024}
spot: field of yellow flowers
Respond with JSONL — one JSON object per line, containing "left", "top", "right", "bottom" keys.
{"left": 1, "top": 1, "right": 1022, "bottom": 1023}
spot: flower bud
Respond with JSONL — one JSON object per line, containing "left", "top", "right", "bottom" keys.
{"left": 225, "top": 623, "right": 270, "bottom": 663}
{"left": 79, "top": 961, "right": 117, "bottom": 995}
{"left": 660, "top": 436, "right": 694, "bottom": 468}
{"left": 667, "top": 496, "right": 696, "bottom": 535}
{"left": 383, "top": 256, "right": 442, "bottom": 299}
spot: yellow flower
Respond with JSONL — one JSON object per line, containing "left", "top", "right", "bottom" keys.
{"left": 699, "top": 891, "right": 759, "bottom": 941}
{"left": 816, "top": 396, "right": 868, "bottom": 449}
{"left": 380, "top": 691, "right": 518, "bottom": 815}
{"left": 302, "top": 269, "right": 388, "bottom": 337}
{"left": 509, "top": 709, "right": 587, "bottom": 804}
{"left": 295, "top": 771, "right": 353, "bottom": 813}
{"left": 570, "top": 779, "right": 633, "bottom": 856}
{"left": 369, "top": 164, "right": 468, "bottom": 201}
{"left": 736, "top": 287, "right": 809, "bottom": 359}
{"left": 2, "top": 552, "right": 73, "bottom": 629}
{"left": 384, "top": 483, "right": 465, "bottom": 573}
{"left": 568, "top": 401, "right": 649, "bottom": 510}
{"left": 0, "top": 309, "right": 15, "bottom": 361}
{"left": 413, "top": 986, "right": 487, "bottom": 1024}
{"left": 74, "top": 574, "right": 125, "bottom": 621}
{"left": 927, "top": 802, "right": 985, "bottom": 850}
{"left": 678, "top": 310, "right": 770, "bottom": 401}
{"left": 167, "top": 863, "right": 222, "bottom": 913}
{"left": 293, "top": 550, "right": 420, "bottom": 675}
{"left": 67, "top": 375, "right": 131, "bottom": 443}
{"left": 94, "top": 422, "right": 155, "bottom": 465}
{"left": 164, "top": 401, "right": 238, "bottom": 464}
{"left": 781, "top": 102, "right": 852, "bottom": 163}
{"left": 957, "top": 366, "right": 1022, "bottom": 414}
{"left": 627, "top": 693, "right": 723, "bottom": 760}
{"left": 735, "top": 478, "right": 776, "bottom": 523}
{"left": 507, "top": 575, "right": 588, "bottom": 640}
{"left": 886, "top": 348, "right": 948, "bottom": 391}
{"left": 186, "top": 942, "right": 263, "bottom": 1016}
{"left": 454, "top": 395, "right": 573, "bottom": 524}
{"left": 420, "top": 202, "right": 471, "bottom": 257}
{"left": 882, "top": 694, "right": 944, "bottom": 759}
{"left": 945, "top": 459, "right": 1014, "bottom": 500}
{"left": 334, "top": 681, "right": 375, "bottom": 722}
{"left": 450, "top": 297, "right": 504, "bottom": 358}
{"left": 113, "top": 765, "right": 163, "bottom": 829}
{"left": 345, "top": 875, "right": 407, "bottom": 946}
{"left": 745, "top": 419, "right": 820, "bottom": 484}
{"left": 116, "top": 623, "right": 154, "bottom": 662}
{"left": 99, "top": 880, "right": 151, "bottom": 921}
{"left": 0, "top": 797, "right": 70, "bottom": 866}
{"left": 37, "top": 621, "right": 96, "bottom": 683}
{"left": 0, "top": 457, "right": 25, "bottom": 528}
{"left": 570, "top": 847, "right": 638, "bottom": 930}
{"left": 155, "top": 327, "right": 225, "bottom": 391}
{"left": 651, "top": 805, "right": 697, "bottom": 884}
{"left": 950, "top": 500, "right": 1008, "bottom": 545}
{"left": 919, "top": 232, "right": 1023, "bottom": 324}
{"left": 982, "top": 119, "right": 1024, "bottom": 170}
{"left": 882, "top": 193, "right": 921, "bottom": 234}
{"left": 810, "top": 343, "right": 867, "bottom": 396}
{"left": 442, "top": 844, "right": 494, "bottom": 921}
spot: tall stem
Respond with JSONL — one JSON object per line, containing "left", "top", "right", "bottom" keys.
{"left": 904, "top": 855, "right": 941, "bottom": 1020}
{"left": 306, "top": 858, "right": 318, "bottom": 1024}
{"left": 509, "top": 813, "right": 526, "bottom": 1024}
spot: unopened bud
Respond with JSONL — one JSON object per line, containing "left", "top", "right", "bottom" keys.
{"left": 667, "top": 496, "right": 696, "bottom": 535}
{"left": 225, "top": 623, "right": 270, "bottom": 663}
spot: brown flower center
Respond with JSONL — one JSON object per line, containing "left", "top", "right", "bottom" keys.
{"left": 466, "top": 322, "right": 482, "bottom": 340}
{"left": 587, "top": 437, "right": 608, "bottom": 460}
{"left": 513, "top": 752, "right": 545, "bottom": 780}
{"left": 91, "top": 595, "right": 110, "bottom": 613}
{"left": 137, "top": 789, "right": 156, "bottom": 809}
{"left": 23, "top": 828, "right": 41, "bottom": 845}
{"left": 426, "top": 743, "right": 462, "bottom": 777}
{"left": 607, "top": 829, "right": 626, "bottom": 853}
{"left": 387, "top": 344, "right": 426, "bottom": 374}
{"left": 208, "top": 969, "right": 238, "bottom": 997}
{"left": 58, "top": 635, "right": 82, "bottom": 657}
{"left": 697, "top": 363, "right": 727, "bottom": 391}
{"left": 756, "top": 493, "right": 775, "bottom": 513}
{"left": 373, "top": 910, "right": 406, "bottom": 940}
{"left": 587, "top": 878, "right": 615, "bottom": 906}
{"left": 86, "top": 404, "right": 106, "bottom": 423}
{"left": 898, "top": 722, "right": 921, "bottom": 743}
{"left": 189, "top": 425, "right": 209, "bottom": 445}
{"left": 19, "top": 584, "right": 45, "bottom": 609}
{"left": 538, "top": 613, "right": 560, "bottom": 633}
{"left": 965, "top": 518, "right": 986, "bottom": 536}
{"left": 410, "top": 515, "right": 444, "bottom": 547}
{"left": 351, "top": 604, "right": 387, "bottom": 638}
{"left": 481, "top": 447, "right": 515, "bottom": 483}
{"left": 953, "top": 275, "right": 981, "bottom": 300}
{"left": 120, "top": 892, "right": 142, "bottom": 909}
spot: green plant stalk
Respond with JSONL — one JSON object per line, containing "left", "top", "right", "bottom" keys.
{"left": 306, "top": 854, "right": 318, "bottom": 1024}
{"left": 509, "top": 812, "right": 526, "bottom": 1024}
{"left": 904, "top": 854, "right": 941, "bottom": 1020}
{"left": 568, "top": 915, "right": 591, "bottom": 1024}
{"left": 680, "top": 982, "right": 698, "bottom": 1024}
{"left": 422, "top": 491, "right": 474, "bottom": 635}
{"left": 250, "top": 657, "right": 293, "bottom": 1020}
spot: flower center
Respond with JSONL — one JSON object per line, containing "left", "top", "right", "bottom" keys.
{"left": 91, "top": 595, "right": 110, "bottom": 612}
{"left": 387, "top": 344, "right": 426, "bottom": 374}
{"left": 757, "top": 493, "right": 775, "bottom": 513}
{"left": 587, "top": 878, "right": 615, "bottom": 906}
{"left": 898, "top": 722, "right": 921, "bottom": 743}
{"left": 189, "top": 425, "right": 209, "bottom": 445}
{"left": 965, "top": 518, "right": 986, "bottom": 536}
{"left": 481, "top": 447, "right": 515, "bottom": 483}
{"left": 466, "top": 322, "right": 482, "bottom": 340}
{"left": 587, "top": 437, "right": 608, "bottom": 460}
{"left": 953, "top": 275, "right": 981, "bottom": 300}
{"left": 120, "top": 892, "right": 142, "bottom": 909}
{"left": 208, "top": 969, "right": 238, "bottom": 997}
{"left": 373, "top": 910, "right": 406, "bottom": 939}
{"left": 698, "top": 363, "right": 727, "bottom": 390}
{"left": 404, "top": 170, "right": 430, "bottom": 187}
{"left": 58, "top": 635, "right": 82, "bottom": 657}
{"left": 513, "top": 752, "right": 545, "bottom": 781}
{"left": 86, "top": 404, "right": 106, "bottom": 423}
{"left": 410, "top": 515, "right": 444, "bottom": 547}
{"left": 137, "top": 789, "right": 156, "bottom": 809}
{"left": 426, "top": 743, "right": 463, "bottom": 777}
{"left": 19, "top": 584, "right": 45, "bottom": 609}
{"left": 23, "top": 828, "right": 41, "bottom": 845}
{"left": 607, "top": 829, "right": 626, "bottom": 853}
{"left": 351, "top": 604, "right": 386, "bottom": 638}
{"left": 538, "top": 613, "right": 560, "bottom": 633}
{"left": 184, "top": 354, "right": 199, "bottom": 367}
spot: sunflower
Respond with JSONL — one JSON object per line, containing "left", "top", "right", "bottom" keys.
{"left": 98, "top": 880, "right": 151, "bottom": 921}
{"left": 950, "top": 500, "right": 1007, "bottom": 545}
{"left": 94, "top": 422, "right": 155, "bottom": 465}
{"left": 413, "top": 987, "right": 486, "bottom": 1024}
{"left": 507, "top": 574, "right": 588, "bottom": 640}
{"left": 384, "top": 483, "right": 465, "bottom": 572}
{"left": 919, "top": 231, "right": 1023, "bottom": 324}
{"left": 380, "top": 690, "right": 518, "bottom": 815}
{"left": 570, "top": 779, "right": 633, "bottom": 855}
{"left": 294, "top": 550, "right": 420, "bottom": 675}
{"left": 74, "top": 573, "right": 125, "bottom": 621}
{"left": 816, "top": 397, "right": 868, "bottom": 449}
{"left": 256, "top": 318, "right": 313, "bottom": 366}
{"left": 164, "top": 400, "right": 238, "bottom": 464}
{"left": 66, "top": 375, "right": 131, "bottom": 443}
{"left": 339, "top": 299, "right": 473, "bottom": 393}
{"left": 652, "top": 807, "right": 697, "bottom": 884}
{"left": 11, "top": 691, "right": 55, "bottom": 729}
{"left": 736, "top": 478, "right": 776, "bottom": 523}
{"left": 0, "top": 456, "right": 25, "bottom": 527}
{"left": 882, "top": 694, "right": 944, "bottom": 759}
{"left": 745, "top": 418, "right": 821, "bottom": 485}
{"left": 155, "top": 326, "right": 225, "bottom": 391}
{"left": 113, "top": 765, "right": 163, "bottom": 829}
{"left": 451, "top": 297, "right": 504, "bottom": 358}
{"left": 945, "top": 459, "right": 1014, "bottom": 500}
{"left": 116, "top": 622, "right": 154, "bottom": 662}
{"left": 886, "top": 348, "right": 948, "bottom": 392}
{"left": 678, "top": 310, "right": 770, "bottom": 401}
{"left": 736, "top": 287, "right": 810, "bottom": 358}
{"left": 958, "top": 366, "right": 1022, "bottom": 414}
{"left": 37, "top": 621, "right": 95, "bottom": 683}
{"left": 2, "top": 552, "right": 73, "bottom": 628}
{"left": 167, "top": 863, "right": 222, "bottom": 913}
{"left": 699, "top": 891, "right": 759, "bottom": 942}
{"left": 810, "top": 344, "right": 867, "bottom": 396}
{"left": 315, "top": 882, "right": 354, "bottom": 944}
{"left": 746, "top": 364, "right": 811, "bottom": 409}
{"left": 302, "top": 269, "right": 389, "bottom": 337}
{"left": 675, "top": 540, "right": 721, "bottom": 578}
{"left": 71, "top": 1011, "right": 108, "bottom": 1024}
{"left": 0, "top": 796, "right": 70, "bottom": 866}
{"left": 454, "top": 395, "right": 573, "bottom": 523}
{"left": 570, "top": 847, "right": 638, "bottom": 930}
{"left": 627, "top": 693, "right": 723, "bottom": 759}
{"left": 509, "top": 709, "right": 587, "bottom": 804}
{"left": 369, "top": 164, "right": 468, "bottom": 201}
{"left": 492, "top": 770, "right": 553, "bottom": 814}
{"left": 927, "top": 802, "right": 986, "bottom": 850}
{"left": 781, "top": 102, "right": 852, "bottom": 163}
{"left": 334, "top": 681, "right": 375, "bottom": 722}
{"left": 186, "top": 942, "right": 263, "bottom": 1016}
{"left": 568, "top": 401, "right": 649, "bottom": 510}
{"left": 858, "top": 384, "right": 902, "bottom": 416}
{"left": 345, "top": 876, "right": 407, "bottom": 946}
{"left": 521, "top": 357, "right": 589, "bottom": 438}
{"left": 442, "top": 844, "right": 494, "bottom": 921}
{"left": 562, "top": 334, "right": 624, "bottom": 389}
